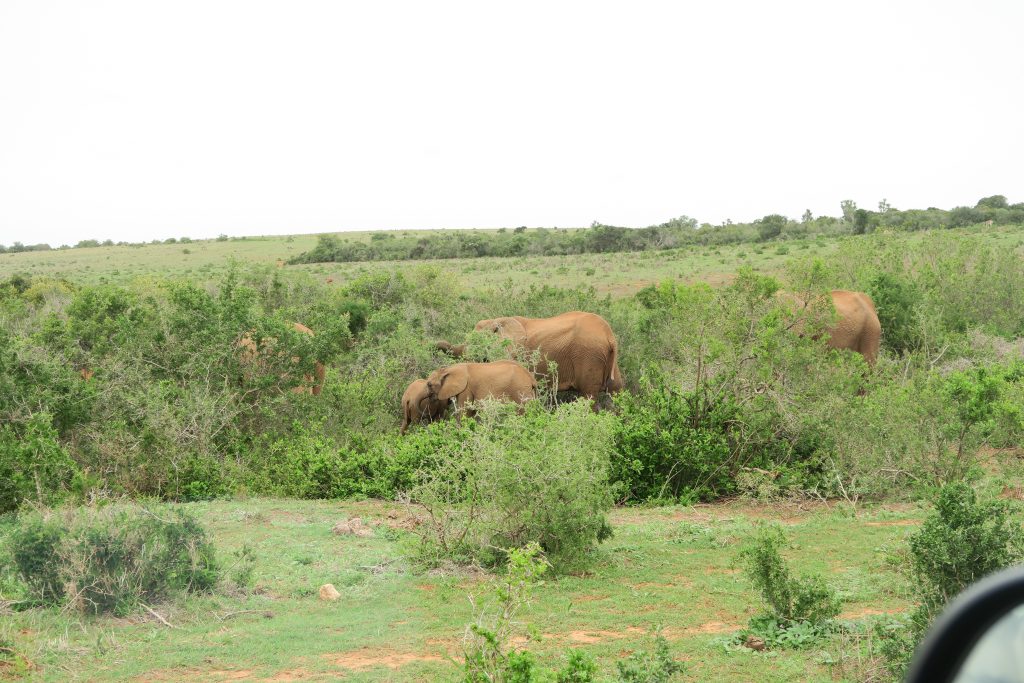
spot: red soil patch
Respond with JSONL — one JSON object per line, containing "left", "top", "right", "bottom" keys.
{"left": 664, "top": 621, "right": 743, "bottom": 637}
{"left": 609, "top": 498, "right": 830, "bottom": 526}
{"left": 262, "top": 671, "right": 318, "bottom": 682}
{"left": 563, "top": 627, "right": 648, "bottom": 644}
{"left": 840, "top": 607, "right": 906, "bottom": 620}
{"left": 702, "top": 566, "right": 740, "bottom": 575}
{"left": 325, "top": 648, "right": 445, "bottom": 671}
{"left": 142, "top": 670, "right": 257, "bottom": 682}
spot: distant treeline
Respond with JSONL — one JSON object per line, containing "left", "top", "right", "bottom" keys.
{"left": 289, "top": 194, "right": 1024, "bottom": 264}
{"left": 0, "top": 234, "right": 239, "bottom": 254}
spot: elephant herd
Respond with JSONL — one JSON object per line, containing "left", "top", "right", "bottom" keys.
{"left": 228, "top": 289, "right": 882, "bottom": 434}
{"left": 401, "top": 311, "right": 623, "bottom": 433}
{"left": 400, "top": 290, "right": 881, "bottom": 434}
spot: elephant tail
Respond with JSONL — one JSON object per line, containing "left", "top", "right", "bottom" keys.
{"left": 603, "top": 339, "right": 621, "bottom": 393}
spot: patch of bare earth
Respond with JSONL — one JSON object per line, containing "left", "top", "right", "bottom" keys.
{"left": 325, "top": 648, "right": 446, "bottom": 671}
{"left": 261, "top": 669, "right": 323, "bottom": 682}
{"left": 664, "top": 621, "right": 743, "bottom": 638}
{"left": 609, "top": 498, "right": 829, "bottom": 527}
{"left": 138, "top": 669, "right": 256, "bottom": 682}
{"left": 564, "top": 627, "right": 648, "bottom": 644}
{"left": 840, "top": 607, "right": 906, "bottom": 620}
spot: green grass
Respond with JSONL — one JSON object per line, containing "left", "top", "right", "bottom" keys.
{"left": 0, "top": 231, "right": 827, "bottom": 296}
{"left": 4, "top": 224, "right": 1021, "bottom": 298}
{"left": 2, "top": 497, "right": 924, "bottom": 681}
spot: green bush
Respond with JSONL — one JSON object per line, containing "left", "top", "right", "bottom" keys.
{"left": 7, "top": 504, "right": 220, "bottom": 614}
{"left": 827, "top": 363, "right": 1022, "bottom": 499}
{"left": 612, "top": 370, "right": 739, "bottom": 502}
{"left": 0, "top": 413, "right": 80, "bottom": 513}
{"left": 615, "top": 633, "right": 684, "bottom": 682}
{"left": 869, "top": 272, "right": 920, "bottom": 354}
{"left": 736, "top": 525, "right": 841, "bottom": 649}
{"left": 411, "top": 401, "right": 616, "bottom": 571}
{"left": 461, "top": 544, "right": 603, "bottom": 683}
{"left": 880, "top": 483, "right": 1024, "bottom": 678}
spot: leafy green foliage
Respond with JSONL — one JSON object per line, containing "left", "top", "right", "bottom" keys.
{"left": 614, "top": 633, "right": 684, "bottom": 682}
{"left": 869, "top": 272, "right": 920, "bottom": 353}
{"left": 735, "top": 525, "right": 841, "bottom": 650}
{"left": 463, "top": 543, "right": 600, "bottom": 683}
{"left": 612, "top": 370, "right": 738, "bottom": 502}
{"left": 411, "top": 401, "right": 616, "bottom": 571}
{"left": 879, "top": 483, "right": 1024, "bottom": 678}
{"left": 0, "top": 413, "right": 80, "bottom": 513}
{"left": 7, "top": 504, "right": 220, "bottom": 615}
{"left": 740, "top": 525, "right": 841, "bottom": 625}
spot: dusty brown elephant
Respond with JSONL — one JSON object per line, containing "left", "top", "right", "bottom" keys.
{"left": 472, "top": 311, "right": 623, "bottom": 400}
{"left": 434, "top": 340, "right": 467, "bottom": 357}
{"left": 781, "top": 290, "right": 881, "bottom": 366}
{"left": 237, "top": 321, "right": 326, "bottom": 395}
{"left": 400, "top": 379, "right": 447, "bottom": 434}
{"left": 425, "top": 360, "right": 536, "bottom": 413}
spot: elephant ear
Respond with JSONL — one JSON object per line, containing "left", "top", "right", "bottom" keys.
{"left": 497, "top": 318, "right": 527, "bottom": 345}
{"left": 435, "top": 365, "right": 469, "bottom": 402}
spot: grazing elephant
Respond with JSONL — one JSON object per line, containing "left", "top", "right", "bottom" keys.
{"left": 434, "top": 340, "right": 467, "bottom": 357}
{"left": 473, "top": 311, "right": 624, "bottom": 400}
{"left": 782, "top": 290, "right": 881, "bottom": 366}
{"left": 425, "top": 360, "right": 536, "bottom": 413}
{"left": 237, "top": 321, "right": 326, "bottom": 395}
{"left": 825, "top": 290, "right": 881, "bottom": 367}
{"left": 400, "top": 379, "right": 447, "bottom": 434}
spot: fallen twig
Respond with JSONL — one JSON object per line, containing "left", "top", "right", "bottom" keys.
{"left": 141, "top": 603, "right": 176, "bottom": 629}
{"left": 217, "top": 609, "right": 271, "bottom": 621}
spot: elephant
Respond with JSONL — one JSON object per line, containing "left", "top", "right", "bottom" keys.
{"left": 472, "top": 311, "right": 624, "bottom": 401}
{"left": 434, "top": 340, "right": 467, "bottom": 357}
{"left": 781, "top": 290, "right": 881, "bottom": 366}
{"left": 237, "top": 321, "right": 326, "bottom": 395}
{"left": 425, "top": 360, "right": 537, "bottom": 413}
{"left": 400, "top": 378, "right": 447, "bottom": 434}
{"left": 825, "top": 290, "right": 881, "bottom": 366}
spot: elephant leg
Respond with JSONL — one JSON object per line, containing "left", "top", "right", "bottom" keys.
{"left": 576, "top": 379, "right": 604, "bottom": 412}
{"left": 859, "top": 332, "right": 880, "bottom": 367}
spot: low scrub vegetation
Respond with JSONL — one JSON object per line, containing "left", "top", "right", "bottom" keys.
{"left": 4, "top": 504, "right": 219, "bottom": 615}
{"left": 410, "top": 401, "right": 616, "bottom": 571}
{"left": 734, "top": 525, "right": 842, "bottom": 650}
{"left": 877, "top": 483, "right": 1024, "bottom": 679}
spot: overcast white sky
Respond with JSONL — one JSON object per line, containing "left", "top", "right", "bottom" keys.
{"left": 1, "top": 1, "right": 1022, "bottom": 246}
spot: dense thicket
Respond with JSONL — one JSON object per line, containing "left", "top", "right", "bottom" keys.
{"left": 287, "top": 196, "right": 1024, "bottom": 264}
{"left": 1, "top": 228, "right": 1022, "bottom": 516}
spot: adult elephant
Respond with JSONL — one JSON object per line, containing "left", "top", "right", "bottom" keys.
{"left": 473, "top": 311, "right": 623, "bottom": 400}
{"left": 425, "top": 360, "right": 536, "bottom": 413}
{"left": 400, "top": 379, "right": 447, "bottom": 434}
{"left": 782, "top": 290, "right": 881, "bottom": 366}
{"left": 237, "top": 321, "right": 326, "bottom": 395}
{"left": 826, "top": 290, "right": 881, "bottom": 366}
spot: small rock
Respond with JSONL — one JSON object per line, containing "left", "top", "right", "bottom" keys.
{"left": 319, "top": 584, "right": 341, "bottom": 601}
{"left": 332, "top": 517, "right": 374, "bottom": 538}
{"left": 743, "top": 635, "right": 766, "bottom": 651}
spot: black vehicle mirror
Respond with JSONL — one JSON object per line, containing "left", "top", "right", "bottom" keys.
{"left": 908, "top": 564, "right": 1024, "bottom": 683}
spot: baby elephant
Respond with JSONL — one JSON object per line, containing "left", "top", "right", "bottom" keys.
{"left": 400, "top": 379, "right": 447, "bottom": 434}
{"left": 425, "top": 360, "right": 536, "bottom": 412}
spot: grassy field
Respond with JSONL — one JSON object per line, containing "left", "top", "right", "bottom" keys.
{"left": 2, "top": 494, "right": 938, "bottom": 682}
{"left": 3, "top": 224, "right": 1022, "bottom": 298}
{"left": 3, "top": 222, "right": 1024, "bottom": 681}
